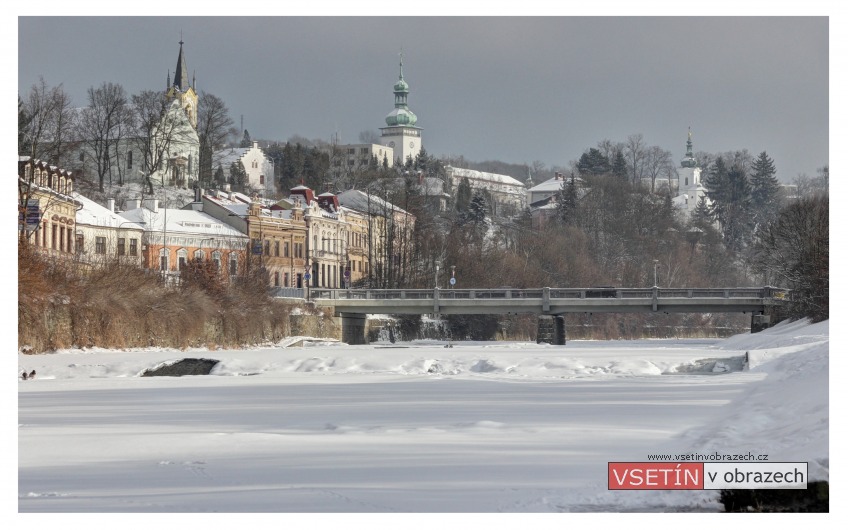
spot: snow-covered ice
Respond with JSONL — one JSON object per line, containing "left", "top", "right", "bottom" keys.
{"left": 16, "top": 320, "right": 829, "bottom": 518}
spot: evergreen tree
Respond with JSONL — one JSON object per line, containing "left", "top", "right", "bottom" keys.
{"left": 214, "top": 164, "right": 225, "bottom": 186}
{"left": 229, "top": 161, "right": 247, "bottom": 190}
{"left": 691, "top": 196, "right": 713, "bottom": 228}
{"left": 577, "top": 148, "right": 611, "bottom": 177}
{"left": 455, "top": 177, "right": 472, "bottom": 213}
{"left": 705, "top": 156, "right": 752, "bottom": 251}
{"left": 612, "top": 151, "right": 628, "bottom": 181}
{"left": 240, "top": 129, "right": 252, "bottom": 148}
{"left": 749, "top": 151, "right": 781, "bottom": 226}
{"left": 465, "top": 192, "right": 489, "bottom": 226}
{"left": 557, "top": 175, "right": 579, "bottom": 225}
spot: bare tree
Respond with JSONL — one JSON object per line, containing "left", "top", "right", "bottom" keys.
{"left": 19, "top": 77, "right": 76, "bottom": 165}
{"left": 751, "top": 194, "right": 828, "bottom": 321}
{"left": 358, "top": 129, "right": 380, "bottom": 144}
{"left": 131, "top": 90, "right": 198, "bottom": 193}
{"left": 644, "top": 145, "right": 674, "bottom": 193}
{"left": 624, "top": 133, "right": 647, "bottom": 185}
{"left": 76, "top": 82, "right": 131, "bottom": 192}
{"left": 197, "top": 91, "right": 237, "bottom": 186}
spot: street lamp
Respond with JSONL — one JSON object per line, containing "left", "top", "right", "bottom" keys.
{"left": 653, "top": 259, "right": 659, "bottom": 288}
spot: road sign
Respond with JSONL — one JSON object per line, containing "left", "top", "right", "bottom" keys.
{"left": 344, "top": 270, "right": 351, "bottom": 279}
{"left": 25, "top": 200, "right": 41, "bottom": 230}
{"left": 304, "top": 273, "right": 311, "bottom": 281}
{"left": 449, "top": 277, "right": 456, "bottom": 286}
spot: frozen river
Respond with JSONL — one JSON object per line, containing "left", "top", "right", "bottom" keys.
{"left": 18, "top": 320, "right": 828, "bottom": 514}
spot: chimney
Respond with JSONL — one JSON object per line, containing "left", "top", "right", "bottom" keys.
{"left": 223, "top": 183, "right": 231, "bottom": 192}
{"left": 126, "top": 199, "right": 141, "bottom": 210}
{"left": 107, "top": 198, "right": 115, "bottom": 213}
{"left": 142, "top": 198, "right": 159, "bottom": 213}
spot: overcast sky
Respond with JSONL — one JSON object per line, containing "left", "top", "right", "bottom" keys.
{"left": 17, "top": 15, "right": 829, "bottom": 181}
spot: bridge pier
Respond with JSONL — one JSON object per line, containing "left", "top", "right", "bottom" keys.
{"left": 536, "top": 315, "right": 566, "bottom": 345}
{"left": 751, "top": 313, "right": 772, "bottom": 333}
{"left": 341, "top": 313, "right": 368, "bottom": 345}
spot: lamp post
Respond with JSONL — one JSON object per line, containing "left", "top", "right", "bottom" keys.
{"left": 653, "top": 259, "right": 659, "bottom": 288}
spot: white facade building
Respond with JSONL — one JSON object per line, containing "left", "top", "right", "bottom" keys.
{"left": 74, "top": 193, "right": 145, "bottom": 266}
{"left": 446, "top": 166, "right": 527, "bottom": 216}
{"left": 214, "top": 142, "right": 275, "bottom": 197}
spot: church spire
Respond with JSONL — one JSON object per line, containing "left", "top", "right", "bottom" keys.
{"left": 173, "top": 38, "right": 189, "bottom": 91}
{"left": 385, "top": 51, "right": 417, "bottom": 127}
{"left": 681, "top": 127, "right": 697, "bottom": 168}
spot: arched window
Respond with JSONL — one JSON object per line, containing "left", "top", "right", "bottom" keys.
{"left": 177, "top": 248, "right": 188, "bottom": 270}
{"left": 212, "top": 251, "right": 222, "bottom": 270}
{"left": 194, "top": 249, "right": 204, "bottom": 261}
{"left": 159, "top": 248, "right": 169, "bottom": 271}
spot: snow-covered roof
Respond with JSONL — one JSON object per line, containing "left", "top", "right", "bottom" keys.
{"left": 213, "top": 147, "right": 250, "bottom": 169}
{"left": 337, "top": 189, "right": 410, "bottom": 216}
{"left": 446, "top": 166, "right": 525, "bottom": 188}
{"left": 74, "top": 193, "right": 145, "bottom": 230}
{"left": 528, "top": 176, "right": 579, "bottom": 193}
{"left": 119, "top": 206, "right": 248, "bottom": 238}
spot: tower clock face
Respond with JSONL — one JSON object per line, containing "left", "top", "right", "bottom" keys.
{"left": 389, "top": 141, "right": 395, "bottom": 148}
{"left": 409, "top": 141, "right": 414, "bottom": 148}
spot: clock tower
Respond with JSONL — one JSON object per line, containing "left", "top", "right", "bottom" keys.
{"left": 380, "top": 53, "right": 422, "bottom": 165}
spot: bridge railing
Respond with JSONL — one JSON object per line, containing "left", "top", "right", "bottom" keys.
{"left": 309, "top": 286, "right": 790, "bottom": 301}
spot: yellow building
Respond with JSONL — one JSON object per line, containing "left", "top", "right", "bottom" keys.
{"left": 18, "top": 157, "right": 79, "bottom": 259}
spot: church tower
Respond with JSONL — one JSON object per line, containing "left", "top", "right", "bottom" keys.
{"left": 679, "top": 127, "right": 701, "bottom": 189}
{"left": 165, "top": 39, "right": 198, "bottom": 129}
{"left": 673, "top": 128, "right": 708, "bottom": 217}
{"left": 380, "top": 53, "right": 422, "bottom": 165}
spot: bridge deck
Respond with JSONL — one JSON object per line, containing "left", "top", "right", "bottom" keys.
{"left": 310, "top": 287, "right": 788, "bottom": 316}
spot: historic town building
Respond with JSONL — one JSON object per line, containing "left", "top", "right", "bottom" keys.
{"left": 18, "top": 157, "right": 80, "bottom": 259}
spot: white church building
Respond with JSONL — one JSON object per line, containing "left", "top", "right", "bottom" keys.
{"left": 672, "top": 130, "right": 710, "bottom": 219}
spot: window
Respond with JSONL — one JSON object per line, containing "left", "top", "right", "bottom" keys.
{"left": 79, "top": 152, "right": 85, "bottom": 162}
{"left": 60, "top": 227, "right": 66, "bottom": 252}
{"left": 117, "top": 238, "right": 126, "bottom": 256}
{"left": 284, "top": 272, "right": 290, "bottom": 287}
{"left": 212, "top": 251, "right": 222, "bottom": 270}
{"left": 284, "top": 242, "right": 290, "bottom": 258}
{"left": 194, "top": 249, "right": 204, "bottom": 260}
{"left": 260, "top": 174, "right": 265, "bottom": 185}
{"left": 348, "top": 148, "right": 355, "bottom": 155}
{"left": 179, "top": 257, "right": 187, "bottom": 270}
{"left": 52, "top": 225, "right": 57, "bottom": 250}
{"left": 177, "top": 249, "right": 188, "bottom": 270}
{"left": 274, "top": 240, "right": 280, "bottom": 257}
{"left": 274, "top": 272, "right": 280, "bottom": 287}
{"left": 95, "top": 236, "right": 106, "bottom": 255}
{"left": 229, "top": 255, "right": 238, "bottom": 275}
{"left": 127, "top": 150, "right": 133, "bottom": 169}
{"left": 264, "top": 240, "right": 270, "bottom": 256}
{"left": 76, "top": 234, "right": 84, "bottom": 254}
{"left": 129, "top": 239, "right": 138, "bottom": 256}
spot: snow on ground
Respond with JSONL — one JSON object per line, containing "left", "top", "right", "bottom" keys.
{"left": 16, "top": 320, "right": 829, "bottom": 519}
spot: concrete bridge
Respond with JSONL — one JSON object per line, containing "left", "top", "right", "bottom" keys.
{"left": 310, "top": 286, "right": 789, "bottom": 345}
